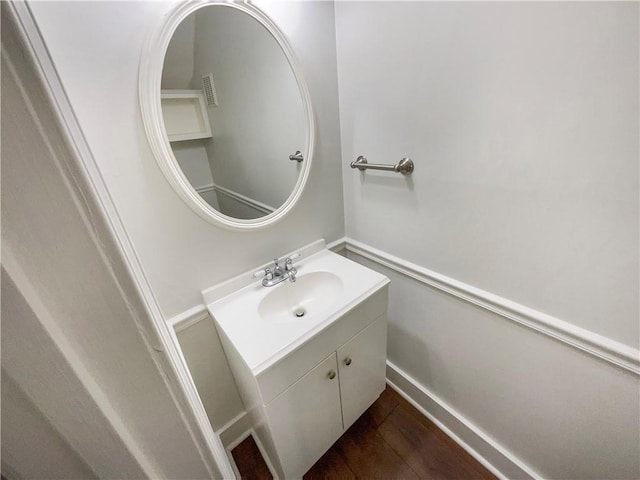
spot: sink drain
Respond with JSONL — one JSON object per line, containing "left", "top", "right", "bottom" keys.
{"left": 293, "top": 307, "right": 306, "bottom": 318}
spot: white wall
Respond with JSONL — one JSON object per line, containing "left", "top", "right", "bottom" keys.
{"left": 336, "top": 2, "right": 639, "bottom": 478}
{"left": 193, "top": 5, "right": 305, "bottom": 212}
{"left": 20, "top": 1, "right": 638, "bottom": 477}
{"left": 26, "top": 0, "right": 344, "bottom": 433}
{"left": 1, "top": 8, "right": 223, "bottom": 475}
{"left": 162, "top": 13, "right": 220, "bottom": 213}
{"left": 176, "top": 317, "right": 243, "bottom": 431}
{"left": 161, "top": 12, "right": 195, "bottom": 90}
{"left": 1, "top": 370, "right": 97, "bottom": 479}
{"left": 170, "top": 141, "right": 216, "bottom": 191}
{"left": 27, "top": 0, "right": 344, "bottom": 317}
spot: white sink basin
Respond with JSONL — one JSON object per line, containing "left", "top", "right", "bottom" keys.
{"left": 258, "top": 271, "right": 343, "bottom": 323}
{"left": 203, "top": 243, "right": 389, "bottom": 374}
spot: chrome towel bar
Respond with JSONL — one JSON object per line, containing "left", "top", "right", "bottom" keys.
{"left": 350, "top": 156, "right": 414, "bottom": 175}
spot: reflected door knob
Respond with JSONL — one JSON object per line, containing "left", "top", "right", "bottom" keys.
{"left": 327, "top": 370, "right": 336, "bottom": 380}
{"left": 344, "top": 357, "right": 352, "bottom": 366}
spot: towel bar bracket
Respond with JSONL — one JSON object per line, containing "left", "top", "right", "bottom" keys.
{"left": 289, "top": 150, "right": 304, "bottom": 162}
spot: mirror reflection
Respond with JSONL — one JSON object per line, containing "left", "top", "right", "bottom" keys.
{"left": 161, "top": 5, "right": 306, "bottom": 220}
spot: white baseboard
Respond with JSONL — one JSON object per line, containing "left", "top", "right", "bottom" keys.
{"left": 168, "top": 304, "right": 209, "bottom": 333}
{"left": 196, "top": 183, "right": 275, "bottom": 215}
{"left": 386, "top": 360, "right": 540, "bottom": 480}
{"left": 218, "top": 421, "right": 279, "bottom": 480}
{"left": 223, "top": 428, "right": 250, "bottom": 480}
{"left": 216, "top": 411, "right": 252, "bottom": 449}
{"left": 217, "top": 414, "right": 253, "bottom": 480}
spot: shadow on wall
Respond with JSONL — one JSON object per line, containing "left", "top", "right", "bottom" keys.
{"left": 176, "top": 316, "right": 245, "bottom": 431}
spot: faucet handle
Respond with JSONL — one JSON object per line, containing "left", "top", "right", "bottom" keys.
{"left": 286, "top": 253, "right": 300, "bottom": 263}
{"left": 285, "top": 253, "right": 300, "bottom": 270}
{"left": 253, "top": 267, "right": 273, "bottom": 280}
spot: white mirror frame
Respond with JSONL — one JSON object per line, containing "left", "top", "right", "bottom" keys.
{"left": 139, "top": 0, "right": 315, "bottom": 231}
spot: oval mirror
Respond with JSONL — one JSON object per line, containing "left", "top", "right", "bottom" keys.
{"left": 140, "top": 1, "right": 314, "bottom": 230}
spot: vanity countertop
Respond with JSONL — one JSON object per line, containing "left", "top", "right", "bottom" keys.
{"left": 204, "top": 247, "right": 389, "bottom": 375}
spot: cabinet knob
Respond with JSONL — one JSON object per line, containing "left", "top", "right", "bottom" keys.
{"left": 327, "top": 370, "right": 336, "bottom": 380}
{"left": 344, "top": 357, "right": 352, "bottom": 366}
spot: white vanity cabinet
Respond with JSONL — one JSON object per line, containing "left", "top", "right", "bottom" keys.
{"left": 265, "top": 314, "right": 387, "bottom": 477}
{"left": 205, "top": 246, "right": 390, "bottom": 478}
{"left": 336, "top": 314, "right": 387, "bottom": 430}
{"left": 214, "top": 285, "right": 388, "bottom": 479}
{"left": 265, "top": 352, "right": 343, "bottom": 478}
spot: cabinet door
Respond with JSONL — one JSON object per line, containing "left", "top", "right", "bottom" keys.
{"left": 337, "top": 315, "right": 387, "bottom": 429}
{"left": 265, "top": 352, "right": 343, "bottom": 478}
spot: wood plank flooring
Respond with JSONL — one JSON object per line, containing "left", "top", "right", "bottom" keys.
{"left": 231, "top": 385, "right": 497, "bottom": 479}
{"left": 231, "top": 431, "right": 273, "bottom": 479}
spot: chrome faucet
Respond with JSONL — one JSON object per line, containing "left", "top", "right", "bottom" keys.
{"left": 254, "top": 253, "right": 299, "bottom": 287}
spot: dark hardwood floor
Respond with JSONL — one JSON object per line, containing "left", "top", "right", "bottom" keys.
{"left": 231, "top": 432, "right": 274, "bottom": 479}
{"left": 231, "top": 385, "right": 497, "bottom": 479}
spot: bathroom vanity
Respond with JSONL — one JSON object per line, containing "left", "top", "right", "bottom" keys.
{"left": 203, "top": 242, "right": 389, "bottom": 478}
{"left": 142, "top": 2, "right": 389, "bottom": 475}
